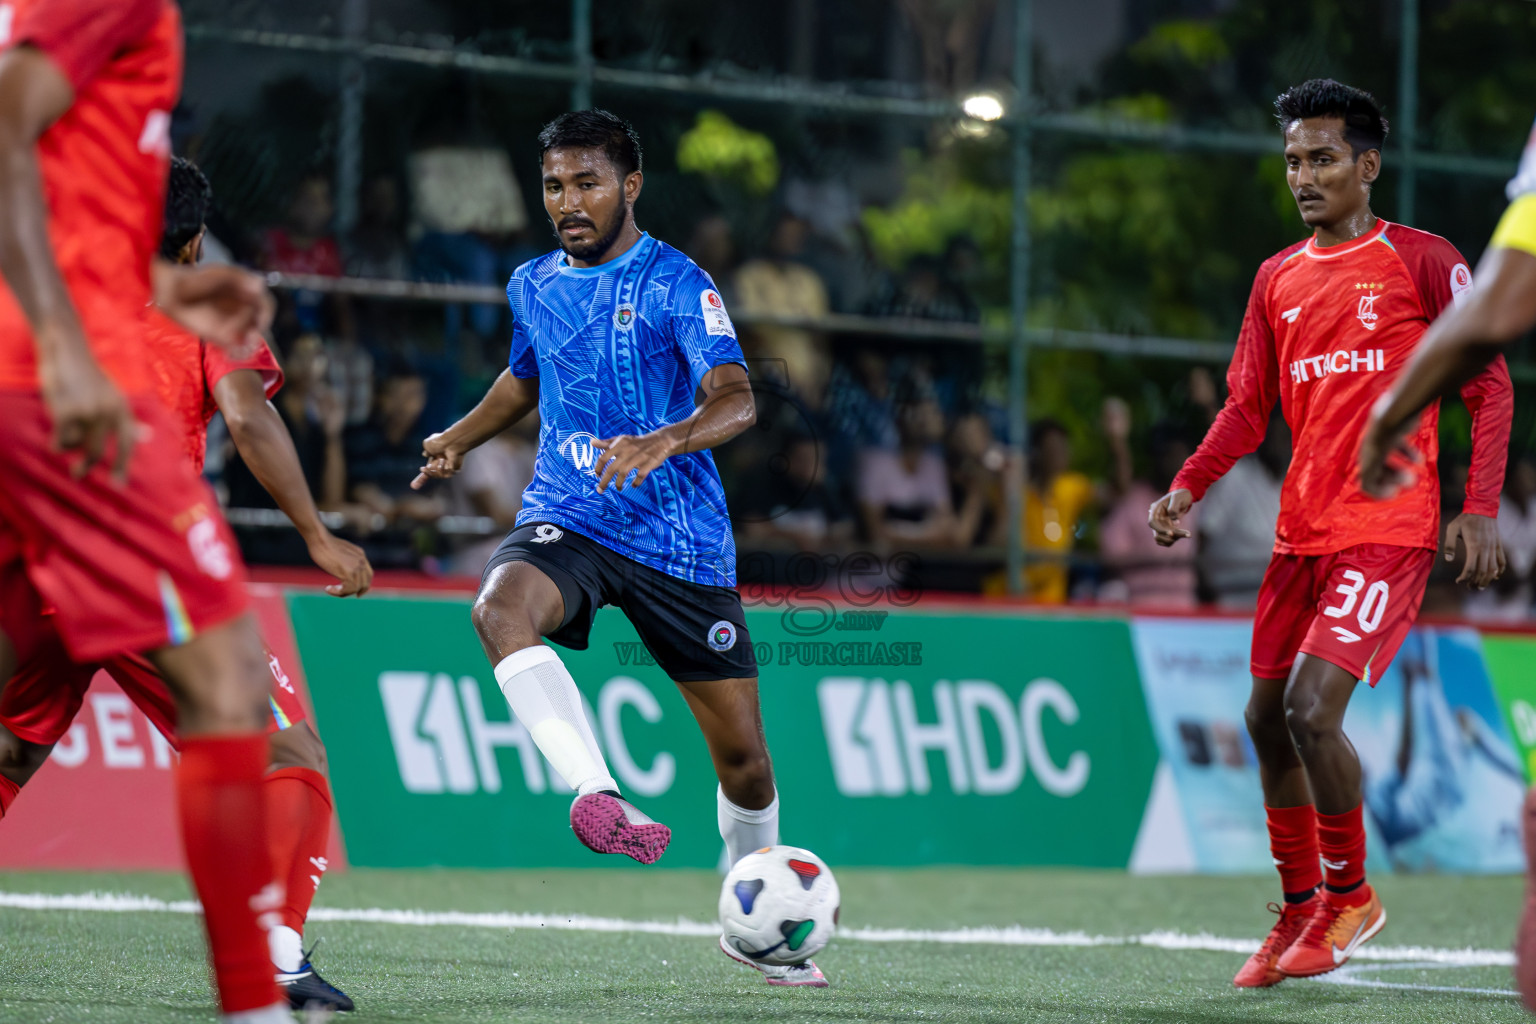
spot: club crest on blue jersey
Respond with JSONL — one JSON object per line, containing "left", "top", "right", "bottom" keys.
{"left": 614, "top": 303, "right": 636, "bottom": 330}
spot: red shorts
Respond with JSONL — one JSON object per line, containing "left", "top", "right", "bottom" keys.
{"left": 0, "top": 391, "right": 247, "bottom": 663}
{"left": 1252, "top": 543, "right": 1434, "bottom": 685}
{"left": 0, "top": 613, "right": 307, "bottom": 747}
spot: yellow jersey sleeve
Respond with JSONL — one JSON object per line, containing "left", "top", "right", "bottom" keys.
{"left": 1490, "top": 194, "right": 1536, "bottom": 259}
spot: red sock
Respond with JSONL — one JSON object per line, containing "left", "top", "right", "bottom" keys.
{"left": 0, "top": 773, "right": 19, "bottom": 818}
{"left": 1316, "top": 804, "right": 1370, "bottom": 906}
{"left": 1266, "top": 804, "right": 1321, "bottom": 900}
{"left": 176, "top": 735, "right": 284, "bottom": 1014}
{"left": 265, "top": 766, "right": 334, "bottom": 933}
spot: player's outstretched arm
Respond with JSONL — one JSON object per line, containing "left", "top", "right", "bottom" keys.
{"left": 213, "top": 369, "right": 373, "bottom": 597}
{"left": 0, "top": 46, "right": 135, "bottom": 479}
{"left": 1362, "top": 245, "right": 1536, "bottom": 497}
{"left": 591, "top": 362, "right": 754, "bottom": 493}
{"left": 412, "top": 369, "right": 538, "bottom": 489}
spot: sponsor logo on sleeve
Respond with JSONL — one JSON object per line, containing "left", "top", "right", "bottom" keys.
{"left": 700, "top": 290, "right": 736, "bottom": 338}
{"left": 1449, "top": 263, "right": 1474, "bottom": 307}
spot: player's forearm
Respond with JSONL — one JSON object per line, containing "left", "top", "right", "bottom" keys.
{"left": 653, "top": 383, "right": 755, "bottom": 456}
{"left": 441, "top": 370, "right": 537, "bottom": 453}
{"left": 1171, "top": 403, "right": 1269, "bottom": 501}
{"left": 226, "top": 400, "right": 329, "bottom": 542}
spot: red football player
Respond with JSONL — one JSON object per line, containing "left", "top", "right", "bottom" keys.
{"left": 1148, "top": 79, "right": 1512, "bottom": 986}
{"left": 0, "top": 157, "right": 372, "bottom": 1013}
{"left": 0, "top": 2, "right": 286, "bottom": 1020}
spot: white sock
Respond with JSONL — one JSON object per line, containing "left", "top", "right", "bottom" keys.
{"left": 494, "top": 645, "right": 618, "bottom": 796}
{"left": 718, "top": 785, "right": 779, "bottom": 866}
{"left": 221, "top": 1003, "right": 293, "bottom": 1023}
{"left": 268, "top": 923, "right": 304, "bottom": 973}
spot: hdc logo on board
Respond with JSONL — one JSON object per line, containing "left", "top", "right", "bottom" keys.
{"left": 817, "top": 677, "right": 1090, "bottom": 798}
{"left": 378, "top": 672, "right": 674, "bottom": 797}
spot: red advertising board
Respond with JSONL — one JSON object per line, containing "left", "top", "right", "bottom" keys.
{"left": 0, "top": 584, "right": 347, "bottom": 871}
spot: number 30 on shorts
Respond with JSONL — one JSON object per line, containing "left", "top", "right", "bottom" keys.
{"left": 1322, "top": 570, "right": 1390, "bottom": 634}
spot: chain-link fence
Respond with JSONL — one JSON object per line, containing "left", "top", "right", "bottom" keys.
{"left": 180, "top": 0, "right": 1536, "bottom": 616}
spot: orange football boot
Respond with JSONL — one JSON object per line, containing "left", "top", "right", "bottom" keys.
{"left": 1276, "top": 886, "right": 1385, "bottom": 978}
{"left": 1233, "top": 895, "right": 1320, "bottom": 988}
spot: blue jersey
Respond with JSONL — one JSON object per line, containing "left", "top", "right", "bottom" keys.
{"left": 508, "top": 233, "right": 746, "bottom": 587}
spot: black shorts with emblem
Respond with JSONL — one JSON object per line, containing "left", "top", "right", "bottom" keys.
{"left": 483, "top": 521, "right": 757, "bottom": 682}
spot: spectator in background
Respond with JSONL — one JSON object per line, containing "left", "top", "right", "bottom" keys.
{"left": 1099, "top": 418, "right": 1199, "bottom": 608}
{"left": 1198, "top": 416, "right": 1289, "bottom": 608}
{"left": 857, "top": 397, "right": 956, "bottom": 549}
{"left": 734, "top": 213, "right": 832, "bottom": 407}
{"left": 344, "top": 176, "right": 411, "bottom": 280}
{"left": 1021, "top": 418, "right": 1094, "bottom": 603}
{"left": 742, "top": 433, "right": 854, "bottom": 550}
{"left": 409, "top": 145, "right": 531, "bottom": 356}
{"left": 867, "top": 252, "right": 978, "bottom": 323}
{"left": 261, "top": 173, "right": 354, "bottom": 341}
{"left": 441, "top": 418, "right": 539, "bottom": 576}
{"left": 1466, "top": 456, "right": 1536, "bottom": 622}
{"left": 948, "top": 412, "right": 1007, "bottom": 547}
{"left": 684, "top": 213, "right": 737, "bottom": 296}
{"left": 345, "top": 361, "right": 447, "bottom": 529}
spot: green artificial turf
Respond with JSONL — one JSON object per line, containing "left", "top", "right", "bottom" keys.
{"left": 0, "top": 868, "right": 1525, "bottom": 1023}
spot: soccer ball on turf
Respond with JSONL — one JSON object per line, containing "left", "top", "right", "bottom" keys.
{"left": 718, "top": 845, "right": 840, "bottom": 966}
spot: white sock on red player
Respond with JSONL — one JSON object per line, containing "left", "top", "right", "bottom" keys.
{"left": 267, "top": 924, "right": 304, "bottom": 974}
{"left": 493, "top": 645, "right": 617, "bottom": 795}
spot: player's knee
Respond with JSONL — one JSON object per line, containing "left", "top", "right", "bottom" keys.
{"left": 471, "top": 590, "right": 539, "bottom": 653}
{"left": 716, "top": 746, "right": 774, "bottom": 805}
{"left": 1243, "top": 697, "right": 1287, "bottom": 746}
{"left": 1282, "top": 689, "right": 1331, "bottom": 750}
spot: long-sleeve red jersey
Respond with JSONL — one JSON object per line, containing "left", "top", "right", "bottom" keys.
{"left": 1171, "top": 220, "right": 1513, "bottom": 556}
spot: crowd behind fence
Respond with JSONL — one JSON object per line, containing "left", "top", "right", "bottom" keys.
{"left": 175, "top": 0, "right": 1536, "bottom": 619}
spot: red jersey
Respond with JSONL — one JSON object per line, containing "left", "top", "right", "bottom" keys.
{"left": 142, "top": 311, "right": 283, "bottom": 474}
{"left": 1172, "top": 220, "right": 1512, "bottom": 556}
{"left": 0, "top": 0, "right": 182, "bottom": 394}
{"left": 260, "top": 229, "right": 343, "bottom": 277}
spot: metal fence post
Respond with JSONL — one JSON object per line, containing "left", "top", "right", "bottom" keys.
{"left": 1006, "top": 0, "right": 1034, "bottom": 596}
{"left": 572, "top": 0, "right": 594, "bottom": 111}
{"left": 335, "top": 0, "right": 368, "bottom": 235}
{"left": 1397, "top": 0, "right": 1418, "bottom": 225}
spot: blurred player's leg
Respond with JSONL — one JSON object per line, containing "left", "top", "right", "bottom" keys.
{"left": 149, "top": 616, "right": 286, "bottom": 1017}
{"left": 1233, "top": 674, "right": 1322, "bottom": 987}
{"left": 1275, "top": 654, "right": 1384, "bottom": 977}
{"left": 265, "top": 721, "right": 353, "bottom": 1012}
{"left": 103, "top": 650, "right": 352, "bottom": 1012}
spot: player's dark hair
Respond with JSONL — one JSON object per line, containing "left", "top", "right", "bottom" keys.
{"left": 1274, "top": 78, "right": 1389, "bottom": 158}
{"left": 538, "top": 109, "right": 643, "bottom": 179}
{"left": 160, "top": 156, "right": 212, "bottom": 260}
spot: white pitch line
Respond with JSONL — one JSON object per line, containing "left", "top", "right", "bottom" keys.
{"left": 1317, "top": 962, "right": 1518, "bottom": 998}
{"left": 0, "top": 891, "right": 1516, "bottom": 970}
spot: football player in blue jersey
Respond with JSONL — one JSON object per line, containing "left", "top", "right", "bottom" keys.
{"left": 411, "top": 110, "right": 826, "bottom": 987}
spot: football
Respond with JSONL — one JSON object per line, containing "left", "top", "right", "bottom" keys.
{"left": 718, "top": 846, "right": 841, "bottom": 966}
